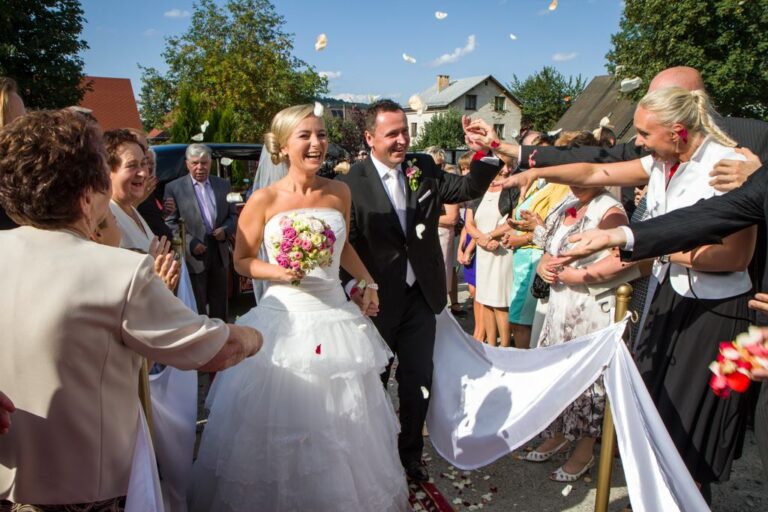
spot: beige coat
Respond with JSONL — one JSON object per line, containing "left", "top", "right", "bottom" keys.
{"left": 0, "top": 227, "right": 228, "bottom": 505}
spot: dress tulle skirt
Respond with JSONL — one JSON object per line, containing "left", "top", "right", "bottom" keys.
{"left": 188, "top": 284, "right": 410, "bottom": 512}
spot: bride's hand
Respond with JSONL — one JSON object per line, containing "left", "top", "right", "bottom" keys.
{"left": 360, "top": 287, "right": 380, "bottom": 317}
{"left": 273, "top": 265, "right": 304, "bottom": 283}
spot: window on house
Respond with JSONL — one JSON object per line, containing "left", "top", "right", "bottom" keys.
{"left": 494, "top": 96, "right": 505, "bottom": 112}
{"left": 493, "top": 124, "right": 505, "bottom": 138}
{"left": 410, "top": 122, "right": 418, "bottom": 137}
{"left": 464, "top": 95, "right": 477, "bottom": 110}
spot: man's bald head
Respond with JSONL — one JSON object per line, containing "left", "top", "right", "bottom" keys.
{"left": 648, "top": 66, "right": 706, "bottom": 93}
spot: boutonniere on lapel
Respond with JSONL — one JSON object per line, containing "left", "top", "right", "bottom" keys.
{"left": 566, "top": 207, "right": 578, "bottom": 218}
{"left": 404, "top": 159, "right": 422, "bottom": 191}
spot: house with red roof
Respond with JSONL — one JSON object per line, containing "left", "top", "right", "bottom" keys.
{"left": 78, "top": 76, "right": 143, "bottom": 132}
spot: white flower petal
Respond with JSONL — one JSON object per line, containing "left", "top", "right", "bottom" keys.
{"left": 402, "top": 53, "right": 417, "bottom": 64}
{"left": 435, "top": 11, "right": 448, "bottom": 20}
{"left": 314, "top": 33, "right": 327, "bottom": 51}
{"left": 452, "top": 498, "right": 463, "bottom": 505}
{"left": 220, "top": 157, "right": 233, "bottom": 166}
{"left": 619, "top": 77, "right": 643, "bottom": 93}
{"left": 415, "top": 223, "right": 426, "bottom": 239}
{"left": 599, "top": 116, "right": 611, "bottom": 128}
{"left": 509, "top": 33, "right": 518, "bottom": 40}
{"left": 548, "top": 0, "right": 559, "bottom": 11}
{"left": 200, "top": 120, "right": 209, "bottom": 132}
{"left": 614, "top": 65, "right": 625, "bottom": 76}
{"left": 561, "top": 484, "right": 573, "bottom": 496}
{"left": 408, "top": 94, "right": 426, "bottom": 115}
{"left": 420, "top": 385, "right": 430, "bottom": 399}
{"left": 190, "top": 133, "right": 204, "bottom": 142}
{"left": 313, "top": 101, "right": 324, "bottom": 117}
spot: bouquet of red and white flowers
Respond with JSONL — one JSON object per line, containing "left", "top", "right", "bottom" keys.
{"left": 709, "top": 326, "right": 768, "bottom": 397}
{"left": 270, "top": 213, "right": 336, "bottom": 285}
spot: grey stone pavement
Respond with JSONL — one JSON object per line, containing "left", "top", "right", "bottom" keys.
{"left": 219, "top": 278, "right": 768, "bottom": 511}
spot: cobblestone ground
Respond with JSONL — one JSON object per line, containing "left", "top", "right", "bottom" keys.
{"left": 208, "top": 280, "right": 768, "bottom": 511}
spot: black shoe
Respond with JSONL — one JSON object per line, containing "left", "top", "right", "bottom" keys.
{"left": 404, "top": 460, "right": 429, "bottom": 482}
{"left": 450, "top": 307, "right": 467, "bottom": 317}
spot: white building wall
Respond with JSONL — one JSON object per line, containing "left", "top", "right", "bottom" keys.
{"left": 405, "top": 80, "right": 522, "bottom": 145}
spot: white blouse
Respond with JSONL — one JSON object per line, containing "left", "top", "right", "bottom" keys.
{"left": 641, "top": 136, "right": 751, "bottom": 299}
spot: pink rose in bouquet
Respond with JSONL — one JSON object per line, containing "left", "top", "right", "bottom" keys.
{"left": 270, "top": 213, "right": 336, "bottom": 285}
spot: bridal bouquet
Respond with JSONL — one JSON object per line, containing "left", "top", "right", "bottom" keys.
{"left": 709, "top": 326, "right": 768, "bottom": 397}
{"left": 271, "top": 213, "right": 336, "bottom": 285}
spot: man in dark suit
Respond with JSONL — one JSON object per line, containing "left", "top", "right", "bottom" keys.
{"left": 165, "top": 144, "right": 237, "bottom": 320}
{"left": 336, "top": 100, "right": 498, "bottom": 481}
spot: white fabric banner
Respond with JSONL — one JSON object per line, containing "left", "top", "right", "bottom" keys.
{"left": 146, "top": 260, "right": 199, "bottom": 512}
{"left": 126, "top": 405, "right": 164, "bottom": 512}
{"left": 427, "top": 310, "right": 708, "bottom": 512}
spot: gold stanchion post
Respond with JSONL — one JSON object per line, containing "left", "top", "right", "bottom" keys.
{"left": 138, "top": 358, "right": 154, "bottom": 443}
{"left": 594, "top": 283, "right": 633, "bottom": 512}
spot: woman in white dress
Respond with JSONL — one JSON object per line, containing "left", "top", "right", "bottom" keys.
{"left": 463, "top": 166, "right": 517, "bottom": 346}
{"left": 188, "top": 104, "right": 409, "bottom": 512}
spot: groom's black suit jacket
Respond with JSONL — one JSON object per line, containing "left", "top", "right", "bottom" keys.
{"left": 337, "top": 153, "right": 498, "bottom": 315}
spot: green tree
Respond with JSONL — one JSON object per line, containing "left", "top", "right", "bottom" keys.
{"left": 412, "top": 109, "right": 465, "bottom": 150}
{"left": 0, "top": 0, "right": 88, "bottom": 108}
{"left": 138, "top": 66, "right": 175, "bottom": 131}
{"left": 607, "top": 0, "right": 768, "bottom": 120}
{"left": 324, "top": 105, "right": 366, "bottom": 153}
{"left": 508, "top": 67, "right": 586, "bottom": 132}
{"left": 142, "top": 0, "right": 327, "bottom": 139}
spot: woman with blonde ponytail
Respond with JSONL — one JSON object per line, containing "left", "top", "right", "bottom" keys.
{"left": 189, "top": 104, "right": 409, "bottom": 511}
{"left": 501, "top": 86, "right": 756, "bottom": 498}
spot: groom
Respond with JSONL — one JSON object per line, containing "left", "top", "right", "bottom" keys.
{"left": 338, "top": 100, "right": 498, "bottom": 480}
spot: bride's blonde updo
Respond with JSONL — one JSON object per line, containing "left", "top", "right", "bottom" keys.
{"left": 263, "top": 104, "right": 317, "bottom": 165}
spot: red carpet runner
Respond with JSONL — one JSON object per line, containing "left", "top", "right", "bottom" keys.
{"left": 408, "top": 481, "right": 454, "bottom": 512}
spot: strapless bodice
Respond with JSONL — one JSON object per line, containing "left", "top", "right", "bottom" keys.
{"left": 259, "top": 208, "right": 347, "bottom": 311}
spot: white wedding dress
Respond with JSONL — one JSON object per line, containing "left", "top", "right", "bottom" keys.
{"left": 188, "top": 208, "right": 409, "bottom": 512}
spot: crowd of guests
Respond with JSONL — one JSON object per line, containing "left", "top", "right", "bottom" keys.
{"left": 2, "top": 62, "right": 768, "bottom": 508}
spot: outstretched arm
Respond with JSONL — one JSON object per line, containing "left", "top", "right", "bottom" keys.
{"left": 501, "top": 158, "right": 650, "bottom": 193}
{"left": 562, "top": 165, "right": 768, "bottom": 261}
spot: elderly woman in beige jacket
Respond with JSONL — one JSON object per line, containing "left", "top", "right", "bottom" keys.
{"left": 0, "top": 110, "right": 262, "bottom": 510}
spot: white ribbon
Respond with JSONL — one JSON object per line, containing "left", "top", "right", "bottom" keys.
{"left": 427, "top": 309, "right": 708, "bottom": 512}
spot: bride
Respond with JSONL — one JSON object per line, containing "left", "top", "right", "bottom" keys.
{"left": 188, "top": 104, "right": 409, "bottom": 511}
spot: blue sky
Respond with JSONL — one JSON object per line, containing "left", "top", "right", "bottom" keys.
{"left": 80, "top": 0, "right": 625, "bottom": 103}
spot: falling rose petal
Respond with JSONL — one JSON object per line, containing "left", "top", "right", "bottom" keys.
{"left": 191, "top": 133, "right": 204, "bottom": 142}
{"left": 402, "top": 53, "right": 417, "bottom": 64}
{"left": 435, "top": 11, "right": 448, "bottom": 20}
{"left": 561, "top": 484, "right": 573, "bottom": 496}
{"left": 509, "top": 33, "right": 518, "bottom": 40}
{"left": 313, "top": 101, "right": 324, "bottom": 117}
{"left": 599, "top": 115, "right": 611, "bottom": 127}
{"left": 220, "top": 157, "right": 233, "bottom": 166}
{"left": 614, "top": 65, "right": 625, "bottom": 76}
{"left": 314, "top": 33, "right": 327, "bottom": 51}
{"left": 315, "top": 344, "right": 321, "bottom": 355}
{"left": 620, "top": 77, "right": 643, "bottom": 93}
{"left": 408, "top": 94, "right": 426, "bottom": 115}
{"left": 415, "top": 223, "right": 426, "bottom": 239}
{"left": 200, "top": 120, "right": 209, "bottom": 133}
{"left": 452, "top": 498, "right": 463, "bottom": 505}
{"left": 548, "top": 0, "right": 558, "bottom": 10}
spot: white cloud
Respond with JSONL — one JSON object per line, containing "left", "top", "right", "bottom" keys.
{"left": 552, "top": 52, "right": 578, "bottom": 62}
{"left": 430, "top": 35, "right": 476, "bottom": 67}
{"left": 319, "top": 71, "right": 342, "bottom": 80}
{"left": 143, "top": 28, "right": 159, "bottom": 37}
{"left": 164, "top": 9, "right": 191, "bottom": 18}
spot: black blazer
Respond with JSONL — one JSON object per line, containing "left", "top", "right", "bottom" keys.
{"left": 519, "top": 116, "right": 768, "bottom": 168}
{"left": 337, "top": 153, "right": 499, "bottom": 314}
{"left": 626, "top": 163, "right": 768, "bottom": 264}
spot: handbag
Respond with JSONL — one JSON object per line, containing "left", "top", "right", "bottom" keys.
{"left": 530, "top": 274, "right": 550, "bottom": 299}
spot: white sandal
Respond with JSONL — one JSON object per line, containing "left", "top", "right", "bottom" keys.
{"left": 549, "top": 455, "right": 595, "bottom": 482}
{"left": 523, "top": 440, "right": 569, "bottom": 462}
